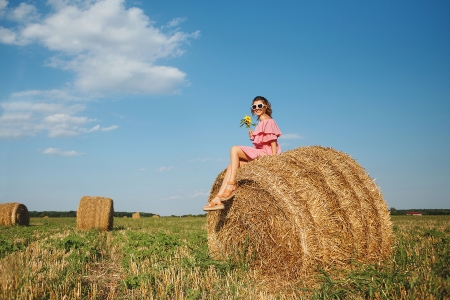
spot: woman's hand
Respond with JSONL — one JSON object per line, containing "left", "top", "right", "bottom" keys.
{"left": 248, "top": 129, "right": 253, "bottom": 139}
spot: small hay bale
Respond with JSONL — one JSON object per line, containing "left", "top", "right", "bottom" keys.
{"left": 123, "top": 216, "right": 128, "bottom": 218}
{"left": 76, "top": 196, "right": 114, "bottom": 231}
{"left": 132, "top": 212, "right": 141, "bottom": 219}
{"left": 43, "top": 216, "right": 49, "bottom": 219}
{"left": 207, "top": 146, "right": 393, "bottom": 280}
{"left": 0, "top": 202, "right": 29, "bottom": 226}
{"left": 151, "top": 215, "right": 160, "bottom": 218}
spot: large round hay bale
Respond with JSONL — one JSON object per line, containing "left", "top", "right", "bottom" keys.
{"left": 207, "top": 146, "right": 393, "bottom": 280}
{"left": 0, "top": 202, "right": 29, "bottom": 226}
{"left": 132, "top": 212, "right": 140, "bottom": 219}
{"left": 76, "top": 196, "right": 114, "bottom": 231}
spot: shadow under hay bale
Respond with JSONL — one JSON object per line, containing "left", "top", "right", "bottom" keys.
{"left": 0, "top": 202, "right": 29, "bottom": 226}
{"left": 76, "top": 196, "right": 114, "bottom": 231}
{"left": 207, "top": 146, "right": 393, "bottom": 280}
{"left": 132, "top": 212, "right": 140, "bottom": 219}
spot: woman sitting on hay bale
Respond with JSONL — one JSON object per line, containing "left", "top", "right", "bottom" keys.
{"left": 203, "top": 96, "right": 282, "bottom": 211}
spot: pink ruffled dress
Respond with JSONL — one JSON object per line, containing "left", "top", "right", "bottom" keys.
{"left": 239, "top": 118, "right": 282, "bottom": 159}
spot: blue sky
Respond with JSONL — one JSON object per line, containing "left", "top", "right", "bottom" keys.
{"left": 0, "top": 0, "right": 449, "bottom": 216}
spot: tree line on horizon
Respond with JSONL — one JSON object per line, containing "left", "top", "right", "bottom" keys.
{"left": 28, "top": 211, "right": 206, "bottom": 218}
{"left": 27, "top": 209, "right": 450, "bottom": 218}
{"left": 389, "top": 208, "right": 450, "bottom": 215}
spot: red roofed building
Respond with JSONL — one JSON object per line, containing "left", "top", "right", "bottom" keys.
{"left": 406, "top": 211, "right": 422, "bottom": 216}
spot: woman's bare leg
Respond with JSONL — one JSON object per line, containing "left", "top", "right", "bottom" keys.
{"left": 204, "top": 165, "right": 233, "bottom": 209}
{"left": 217, "top": 160, "right": 248, "bottom": 196}
{"left": 203, "top": 149, "right": 249, "bottom": 209}
{"left": 230, "top": 146, "right": 249, "bottom": 181}
{"left": 217, "top": 164, "right": 232, "bottom": 196}
{"left": 220, "top": 146, "right": 250, "bottom": 195}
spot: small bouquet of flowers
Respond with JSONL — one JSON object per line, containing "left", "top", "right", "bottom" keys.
{"left": 240, "top": 115, "right": 256, "bottom": 129}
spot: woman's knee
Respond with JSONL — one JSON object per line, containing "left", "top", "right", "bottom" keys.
{"left": 230, "top": 145, "right": 240, "bottom": 154}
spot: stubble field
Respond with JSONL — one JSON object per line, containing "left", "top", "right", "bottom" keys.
{"left": 0, "top": 215, "right": 449, "bottom": 299}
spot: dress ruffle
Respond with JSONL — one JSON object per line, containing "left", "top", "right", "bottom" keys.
{"left": 252, "top": 133, "right": 279, "bottom": 145}
{"left": 251, "top": 119, "right": 282, "bottom": 146}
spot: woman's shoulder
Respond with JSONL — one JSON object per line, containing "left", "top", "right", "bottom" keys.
{"left": 254, "top": 118, "right": 281, "bottom": 135}
{"left": 259, "top": 117, "right": 278, "bottom": 125}
{"left": 259, "top": 117, "right": 274, "bottom": 122}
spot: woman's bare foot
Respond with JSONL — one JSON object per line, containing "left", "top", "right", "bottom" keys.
{"left": 203, "top": 196, "right": 224, "bottom": 211}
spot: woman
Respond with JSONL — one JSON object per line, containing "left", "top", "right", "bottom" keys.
{"left": 203, "top": 96, "right": 282, "bottom": 211}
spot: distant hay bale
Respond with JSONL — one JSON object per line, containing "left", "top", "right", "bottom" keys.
{"left": 132, "top": 212, "right": 140, "bottom": 219}
{"left": 76, "top": 196, "right": 114, "bottom": 231}
{"left": 0, "top": 202, "right": 29, "bottom": 226}
{"left": 43, "top": 216, "right": 49, "bottom": 219}
{"left": 207, "top": 146, "right": 393, "bottom": 280}
{"left": 151, "top": 215, "right": 160, "bottom": 218}
{"left": 123, "top": 216, "right": 128, "bottom": 218}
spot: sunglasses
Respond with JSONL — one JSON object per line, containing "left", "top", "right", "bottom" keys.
{"left": 251, "top": 103, "right": 266, "bottom": 110}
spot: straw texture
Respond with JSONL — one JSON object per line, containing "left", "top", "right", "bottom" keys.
{"left": 0, "top": 202, "right": 29, "bottom": 226}
{"left": 76, "top": 196, "right": 114, "bottom": 231}
{"left": 132, "top": 212, "right": 141, "bottom": 219}
{"left": 207, "top": 146, "right": 393, "bottom": 280}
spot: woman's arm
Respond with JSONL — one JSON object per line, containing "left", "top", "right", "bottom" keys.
{"left": 271, "top": 140, "right": 277, "bottom": 155}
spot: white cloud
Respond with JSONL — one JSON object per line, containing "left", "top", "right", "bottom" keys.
{"left": 42, "top": 147, "right": 84, "bottom": 156}
{"left": 1, "top": 0, "right": 199, "bottom": 94}
{"left": 156, "top": 166, "right": 174, "bottom": 172}
{"left": 0, "top": 90, "right": 116, "bottom": 138}
{"left": 0, "top": 0, "right": 7, "bottom": 16}
{"left": 0, "top": 113, "right": 33, "bottom": 138}
{"left": 80, "top": 124, "right": 100, "bottom": 133}
{"left": 1, "top": 100, "right": 85, "bottom": 115}
{"left": 0, "top": 0, "right": 7, "bottom": 9}
{"left": 11, "top": 89, "right": 84, "bottom": 102}
{"left": 43, "top": 114, "right": 91, "bottom": 124}
{"left": 78, "top": 124, "right": 118, "bottom": 133}
{"left": 8, "top": 3, "right": 39, "bottom": 22}
{"left": 163, "top": 17, "right": 186, "bottom": 28}
{"left": 0, "top": 114, "right": 31, "bottom": 122}
{"left": 40, "top": 113, "right": 94, "bottom": 137}
{"left": 0, "top": 26, "right": 26, "bottom": 45}
{"left": 69, "top": 54, "right": 186, "bottom": 93}
{"left": 101, "top": 125, "right": 118, "bottom": 131}
{"left": 279, "top": 133, "right": 303, "bottom": 140}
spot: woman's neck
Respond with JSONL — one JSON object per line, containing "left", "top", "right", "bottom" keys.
{"left": 258, "top": 114, "right": 271, "bottom": 121}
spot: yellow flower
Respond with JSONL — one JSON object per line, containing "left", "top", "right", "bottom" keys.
{"left": 240, "top": 115, "right": 255, "bottom": 129}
